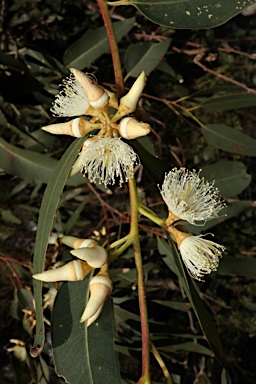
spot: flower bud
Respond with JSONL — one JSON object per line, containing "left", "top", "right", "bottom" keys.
{"left": 70, "top": 68, "right": 109, "bottom": 110}
{"left": 80, "top": 274, "right": 112, "bottom": 324}
{"left": 32, "top": 260, "right": 92, "bottom": 282}
{"left": 70, "top": 245, "right": 108, "bottom": 268}
{"left": 41, "top": 118, "right": 96, "bottom": 137}
{"left": 112, "top": 71, "right": 146, "bottom": 122}
{"left": 118, "top": 117, "right": 151, "bottom": 140}
{"left": 61, "top": 236, "right": 98, "bottom": 249}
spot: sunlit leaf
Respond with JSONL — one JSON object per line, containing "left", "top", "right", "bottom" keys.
{"left": 124, "top": 39, "right": 171, "bottom": 79}
{"left": 64, "top": 19, "right": 135, "bottom": 69}
{"left": 201, "top": 124, "right": 256, "bottom": 156}
{"left": 127, "top": 0, "right": 252, "bottom": 29}
{"left": 52, "top": 279, "right": 121, "bottom": 384}
{"left": 201, "top": 160, "right": 251, "bottom": 198}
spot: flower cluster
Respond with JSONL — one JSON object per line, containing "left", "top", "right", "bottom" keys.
{"left": 42, "top": 69, "right": 151, "bottom": 187}
{"left": 161, "top": 168, "right": 226, "bottom": 281}
{"left": 33, "top": 236, "right": 112, "bottom": 326}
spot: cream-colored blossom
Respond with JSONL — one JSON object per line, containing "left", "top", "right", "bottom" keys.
{"left": 80, "top": 137, "right": 139, "bottom": 187}
{"left": 51, "top": 73, "right": 90, "bottom": 117}
{"left": 161, "top": 168, "right": 225, "bottom": 224}
{"left": 179, "top": 235, "right": 225, "bottom": 281}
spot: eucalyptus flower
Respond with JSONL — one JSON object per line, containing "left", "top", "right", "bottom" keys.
{"left": 80, "top": 137, "right": 139, "bottom": 187}
{"left": 51, "top": 72, "right": 90, "bottom": 117}
{"left": 161, "top": 168, "right": 225, "bottom": 225}
{"left": 179, "top": 235, "right": 225, "bottom": 281}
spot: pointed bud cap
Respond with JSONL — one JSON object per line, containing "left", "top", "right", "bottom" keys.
{"left": 119, "top": 117, "right": 151, "bottom": 140}
{"left": 70, "top": 68, "right": 109, "bottom": 110}
{"left": 80, "top": 275, "right": 112, "bottom": 323}
{"left": 32, "top": 260, "right": 92, "bottom": 282}
{"left": 61, "top": 236, "right": 98, "bottom": 249}
{"left": 42, "top": 118, "right": 95, "bottom": 137}
{"left": 70, "top": 245, "right": 108, "bottom": 268}
{"left": 112, "top": 71, "right": 145, "bottom": 122}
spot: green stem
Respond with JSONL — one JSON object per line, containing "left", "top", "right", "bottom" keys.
{"left": 151, "top": 344, "right": 174, "bottom": 384}
{"left": 96, "top": 0, "right": 125, "bottom": 97}
{"left": 129, "top": 178, "right": 152, "bottom": 384}
{"left": 139, "top": 203, "right": 164, "bottom": 227}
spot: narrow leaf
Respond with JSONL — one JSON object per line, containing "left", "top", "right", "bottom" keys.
{"left": 201, "top": 124, "right": 256, "bottom": 156}
{"left": 64, "top": 19, "right": 135, "bottom": 69}
{"left": 130, "top": 0, "right": 252, "bottom": 29}
{"left": 124, "top": 39, "right": 171, "bottom": 79}
{"left": 0, "top": 138, "right": 58, "bottom": 183}
{"left": 201, "top": 93, "right": 256, "bottom": 111}
{"left": 30, "top": 138, "right": 85, "bottom": 357}
{"left": 165, "top": 237, "right": 228, "bottom": 368}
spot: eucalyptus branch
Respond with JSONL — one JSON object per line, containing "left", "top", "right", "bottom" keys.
{"left": 129, "top": 178, "right": 152, "bottom": 384}
{"left": 96, "top": 0, "right": 124, "bottom": 97}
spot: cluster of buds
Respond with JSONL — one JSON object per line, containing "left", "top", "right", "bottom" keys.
{"left": 160, "top": 168, "right": 226, "bottom": 281}
{"left": 42, "top": 69, "right": 151, "bottom": 187}
{"left": 33, "top": 236, "right": 112, "bottom": 325}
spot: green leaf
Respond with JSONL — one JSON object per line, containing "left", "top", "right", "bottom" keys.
{"left": 52, "top": 279, "right": 121, "bottom": 384}
{"left": 0, "top": 52, "right": 27, "bottom": 71}
{"left": 0, "top": 138, "right": 58, "bottom": 183}
{"left": 161, "top": 341, "right": 214, "bottom": 356}
{"left": 218, "top": 256, "right": 256, "bottom": 276}
{"left": 200, "top": 93, "right": 256, "bottom": 111}
{"left": 153, "top": 299, "right": 191, "bottom": 312}
{"left": 201, "top": 160, "right": 251, "bottom": 198}
{"left": 201, "top": 124, "right": 256, "bottom": 156}
{"left": 63, "top": 19, "right": 135, "bottom": 69}
{"left": 131, "top": 140, "right": 169, "bottom": 183}
{"left": 30, "top": 138, "right": 85, "bottom": 357}
{"left": 129, "top": 0, "right": 252, "bottom": 29}
{"left": 124, "top": 39, "right": 171, "bottom": 79}
{"left": 164, "top": 237, "right": 228, "bottom": 368}
{"left": 0, "top": 137, "right": 86, "bottom": 185}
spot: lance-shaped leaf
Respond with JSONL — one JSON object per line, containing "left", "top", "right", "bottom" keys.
{"left": 30, "top": 138, "right": 85, "bottom": 357}
{"left": 201, "top": 124, "right": 256, "bottom": 156}
{"left": 64, "top": 19, "right": 135, "bottom": 69}
{"left": 127, "top": 0, "right": 253, "bottom": 29}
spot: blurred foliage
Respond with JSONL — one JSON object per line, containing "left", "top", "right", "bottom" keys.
{"left": 0, "top": 1, "right": 256, "bottom": 383}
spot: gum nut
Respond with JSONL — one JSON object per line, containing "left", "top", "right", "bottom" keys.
{"left": 70, "top": 246, "right": 108, "bottom": 268}
{"left": 32, "top": 260, "right": 92, "bottom": 282}
{"left": 80, "top": 276, "right": 112, "bottom": 323}
{"left": 41, "top": 118, "right": 91, "bottom": 137}
{"left": 104, "top": 88, "right": 118, "bottom": 109}
{"left": 119, "top": 117, "right": 151, "bottom": 139}
{"left": 70, "top": 68, "right": 109, "bottom": 108}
